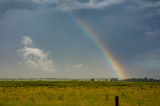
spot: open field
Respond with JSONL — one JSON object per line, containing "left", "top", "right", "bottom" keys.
{"left": 0, "top": 81, "right": 160, "bottom": 106}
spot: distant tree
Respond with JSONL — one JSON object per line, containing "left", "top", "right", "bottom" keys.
{"left": 148, "top": 78, "right": 154, "bottom": 82}
{"left": 110, "top": 78, "right": 119, "bottom": 81}
{"left": 122, "top": 77, "right": 160, "bottom": 82}
{"left": 143, "top": 77, "right": 148, "bottom": 82}
{"left": 91, "top": 78, "right": 95, "bottom": 81}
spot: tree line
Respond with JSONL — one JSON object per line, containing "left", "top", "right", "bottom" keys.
{"left": 110, "top": 77, "right": 160, "bottom": 82}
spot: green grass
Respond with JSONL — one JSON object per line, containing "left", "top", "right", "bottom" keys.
{"left": 0, "top": 81, "right": 160, "bottom": 106}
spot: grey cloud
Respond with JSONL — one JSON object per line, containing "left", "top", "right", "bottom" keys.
{"left": 0, "top": 1, "right": 37, "bottom": 14}
{"left": 139, "top": 0, "right": 160, "bottom": 16}
{"left": 1, "top": 0, "right": 160, "bottom": 15}
{"left": 58, "top": 0, "right": 125, "bottom": 10}
{"left": 0, "top": 0, "right": 125, "bottom": 16}
{"left": 145, "top": 29, "right": 160, "bottom": 39}
{"left": 0, "top": 0, "right": 57, "bottom": 16}
{"left": 143, "top": 49, "right": 160, "bottom": 61}
{"left": 128, "top": 0, "right": 160, "bottom": 40}
{"left": 74, "top": 64, "right": 83, "bottom": 68}
{"left": 139, "top": 0, "right": 160, "bottom": 9}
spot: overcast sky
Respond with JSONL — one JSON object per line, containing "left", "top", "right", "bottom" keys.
{"left": 0, "top": 0, "right": 160, "bottom": 79}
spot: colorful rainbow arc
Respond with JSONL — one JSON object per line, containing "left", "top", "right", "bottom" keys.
{"left": 60, "top": 2, "right": 127, "bottom": 79}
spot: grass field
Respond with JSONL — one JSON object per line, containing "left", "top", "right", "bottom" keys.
{"left": 0, "top": 80, "right": 160, "bottom": 106}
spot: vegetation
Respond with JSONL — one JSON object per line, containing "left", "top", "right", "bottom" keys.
{"left": 0, "top": 80, "right": 160, "bottom": 106}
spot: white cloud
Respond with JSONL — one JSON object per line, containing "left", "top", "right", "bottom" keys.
{"left": 74, "top": 64, "right": 83, "bottom": 68}
{"left": 22, "top": 35, "right": 33, "bottom": 47}
{"left": 58, "top": 0, "right": 125, "bottom": 10}
{"left": 19, "top": 36, "right": 54, "bottom": 72}
{"left": 88, "top": 0, "right": 125, "bottom": 8}
{"left": 2, "top": 0, "right": 160, "bottom": 14}
{"left": 0, "top": 0, "right": 125, "bottom": 16}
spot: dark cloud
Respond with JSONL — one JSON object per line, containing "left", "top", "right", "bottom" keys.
{"left": 124, "top": 0, "right": 160, "bottom": 40}
{"left": 145, "top": 30, "right": 160, "bottom": 39}
{"left": 0, "top": 1, "right": 36, "bottom": 15}
{"left": 0, "top": 0, "right": 160, "bottom": 60}
{"left": 0, "top": 0, "right": 57, "bottom": 16}
{"left": 0, "top": 0, "right": 126, "bottom": 16}
{"left": 140, "top": 1, "right": 160, "bottom": 40}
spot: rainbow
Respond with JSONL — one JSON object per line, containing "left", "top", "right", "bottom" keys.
{"left": 60, "top": 2, "right": 127, "bottom": 79}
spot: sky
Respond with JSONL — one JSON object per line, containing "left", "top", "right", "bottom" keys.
{"left": 0, "top": 0, "right": 160, "bottom": 79}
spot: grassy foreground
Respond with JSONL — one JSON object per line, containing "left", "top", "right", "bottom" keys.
{"left": 0, "top": 80, "right": 160, "bottom": 106}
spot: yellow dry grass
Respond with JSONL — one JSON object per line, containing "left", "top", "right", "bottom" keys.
{"left": 0, "top": 81, "right": 160, "bottom": 106}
